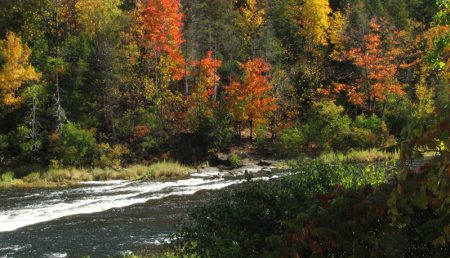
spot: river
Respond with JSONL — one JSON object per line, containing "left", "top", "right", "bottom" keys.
{"left": 0, "top": 166, "right": 280, "bottom": 257}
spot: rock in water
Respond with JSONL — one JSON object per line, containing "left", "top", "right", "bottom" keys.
{"left": 217, "top": 153, "right": 229, "bottom": 162}
{"left": 258, "top": 160, "right": 275, "bottom": 166}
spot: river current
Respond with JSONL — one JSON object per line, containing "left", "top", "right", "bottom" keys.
{"left": 0, "top": 168, "right": 279, "bottom": 257}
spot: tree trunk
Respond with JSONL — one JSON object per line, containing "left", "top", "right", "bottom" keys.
{"left": 54, "top": 0, "right": 65, "bottom": 131}
{"left": 213, "top": 32, "right": 218, "bottom": 101}
{"left": 250, "top": 117, "right": 253, "bottom": 143}
{"left": 185, "top": 61, "right": 189, "bottom": 96}
{"left": 55, "top": 68, "right": 65, "bottom": 130}
{"left": 30, "top": 96, "right": 38, "bottom": 153}
{"left": 381, "top": 100, "right": 387, "bottom": 120}
{"left": 238, "top": 123, "right": 242, "bottom": 143}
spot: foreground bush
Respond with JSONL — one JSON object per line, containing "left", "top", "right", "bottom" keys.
{"left": 273, "top": 158, "right": 449, "bottom": 257}
{"left": 172, "top": 158, "right": 448, "bottom": 257}
{"left": 172, "top": 160, "right": 391, "bottom": 257}
{"left": 173, "top": 180, "right": 308, "bottom": 258}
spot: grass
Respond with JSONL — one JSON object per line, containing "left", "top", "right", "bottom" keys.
{"left": 0, "top": 161, "right": 192, "bottom": 189}
{"left": 145, "top": 161, "right": 192, "bottom": 179}
{"left": 318, "top": 148, "right": 399, "bottom": 163}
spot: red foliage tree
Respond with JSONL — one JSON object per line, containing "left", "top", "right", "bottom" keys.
{"left": 143, "top": 0, "right": 185, "bottom": 81}
{"left": 226, "top": 58, "right": 277, "bottom": 140}
{"left": 328, "top": 18, "right": 406, "bottom": 114}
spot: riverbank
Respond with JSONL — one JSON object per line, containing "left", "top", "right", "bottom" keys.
{"left": 0, "top": 162, "right": 193, "bottom": 189}
{"left": 0, "top": 149, "right": 398, "bottom": 189}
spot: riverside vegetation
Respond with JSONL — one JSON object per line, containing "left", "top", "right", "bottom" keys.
{"left": 0, "top": 0, "right": 448, "bottom": 257}
{"left": 0, "top": 162, "right": 191, "bottom": 188}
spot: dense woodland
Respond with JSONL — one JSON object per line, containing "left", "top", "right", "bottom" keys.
{"left": 0, "top": 0, "right": 448, "bottom": 169}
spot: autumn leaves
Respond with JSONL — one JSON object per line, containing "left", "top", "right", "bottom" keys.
{"left": 0, "top": 32, "right": 40, "bottom": 113}
{"left": 140, "top": 0, "right": 277, "bottom": 138}
{"left": 143, "top": 0, "right": 185, "bottom": 81}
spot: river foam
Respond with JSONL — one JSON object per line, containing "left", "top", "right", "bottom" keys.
{"left": 0, "top": 177, "right": 244, "bottom": 232}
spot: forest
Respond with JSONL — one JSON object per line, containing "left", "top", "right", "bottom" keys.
{"left": 0, "top": 0, "right": 447, "bottom": 168}
{"left": 0, "top": 0, "right": 448, "bottom": 257}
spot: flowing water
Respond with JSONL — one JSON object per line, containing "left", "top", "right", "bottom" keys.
{"left": 0, "top": 168, "right": 280, "bottom": 257}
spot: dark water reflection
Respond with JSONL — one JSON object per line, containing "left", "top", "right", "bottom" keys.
{"left": 0, "top": 190, "right": 214, "bottom": 258}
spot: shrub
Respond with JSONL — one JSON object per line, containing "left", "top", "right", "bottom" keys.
{"left": 173, "top": 160, "right": 393, "bottom": 257}
{"left": 1, "top": 171, "right": 14, "bottom": 182}
{"left": 14, "top": 125, "right": 34, "bottom": 159}
{"left": 303, "top": 100, "right": 351, "bottom": 151}
{"left": 276, "top": 127, "right": 304, "bottom": 157}
{"left": 208, "top": 122, "right": 233, "bottom": 152}
{"left": 352, "top": 114, "right": 389, "bottom": 147}
{"left": 139, "top": 136, "right": 159, "bottom": 154}
{"left": 273, "top": 161, "right": 448, "bottom": 258}
{"left": 173, "top": 180, "right": 308, "bottom": 258}
{"left": 48, "top": 122, "right": 97, "bottom": 167}
{"left": 94, "top": 143, "right": 130, "bottom": 168}
{"left": 228, "top": 153, "right": 241, "bottom": 168}
{"left": 355, "top": 114, "right": 381, "bottom": 133}
{"left": 254, "top": 126, "right": 269, "bottom": 152}
{"left": 345, "top": 127, "right": 377, "bottom": 149}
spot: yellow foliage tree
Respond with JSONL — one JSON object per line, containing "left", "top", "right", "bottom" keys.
{"left": 0, "top": 32, "right": 40, "bottom": 110}
{"left": 238, "top": 0, "right": 266, "bottom": 54}
{"left": 293, "top": 0, "right": 332, "bottom": 46}
{"left": 328, "top": 11, "right": 347, "bottom": 60}
{"left": 240, "top": 0, "right": 265, "bottom": 34}
{"left": 75, "top": 0, "right": 122, "bottom": 36}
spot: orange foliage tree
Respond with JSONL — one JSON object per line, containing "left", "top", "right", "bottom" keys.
{"left": 190, "top": 51, "right": 222, "bottom": 109}
{"left": 331, "top": 18, "right": 406, "bottom": 114}
{"left": 226, "top": 58, "right": 277, "bottom": 140}
{"left": 185, "top": 51, "right": 222, "bottom": 132}
{"left": 143, "top": 0, "right": 185, "bottom": 81}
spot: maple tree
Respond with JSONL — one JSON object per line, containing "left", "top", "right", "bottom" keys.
{"left": 331, "top": 18, "right": 406, "bottom": 114}
{"left": 226, "top": 58, "right": 277, "bottom": 140}
{"left": 0, "top": 32, "right": 41, "bottom": 112}
{"left": 143, "top": 0, "right": 185, "bottom": 81}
